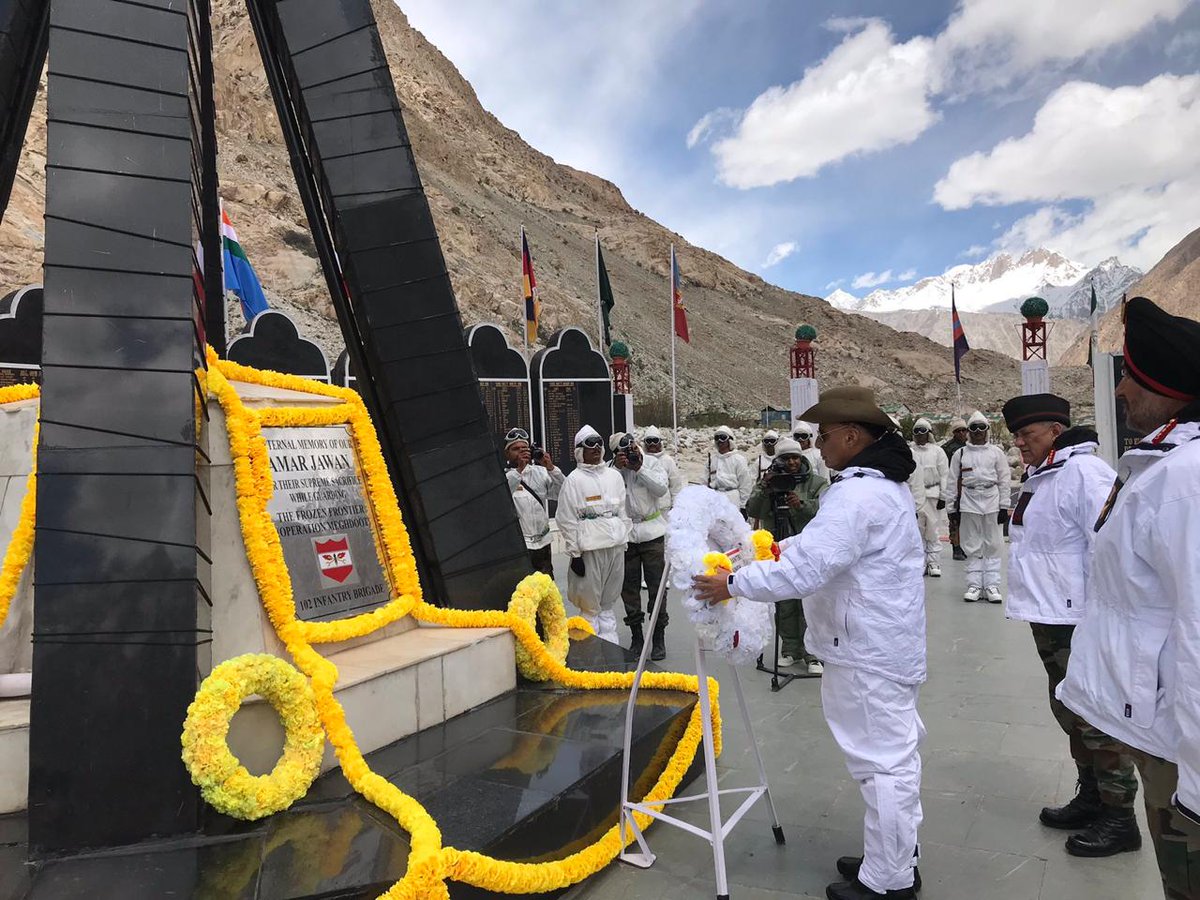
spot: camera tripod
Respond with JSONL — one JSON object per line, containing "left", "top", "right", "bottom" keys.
{"left": 753, "top": 498, "right": 821, "bottom": 691}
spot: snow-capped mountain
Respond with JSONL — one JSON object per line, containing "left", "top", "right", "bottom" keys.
{"left": 827, "top": 249, "right": 1138, "bottom": 318}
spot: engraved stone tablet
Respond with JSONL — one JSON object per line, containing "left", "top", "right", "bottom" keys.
{"left": 263, "top": 425, "right": 392, "bottom": 621}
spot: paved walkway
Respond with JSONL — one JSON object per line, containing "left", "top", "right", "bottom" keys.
{"left": 558, "top": 548, "right": 1163, "bottom": 900}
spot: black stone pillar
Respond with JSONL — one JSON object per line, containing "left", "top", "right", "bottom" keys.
{"left": 29, "top": 0, "right": 213, "bottom": 853}
{"left": 0, "top": 0, "right": 49, "bottom": 213}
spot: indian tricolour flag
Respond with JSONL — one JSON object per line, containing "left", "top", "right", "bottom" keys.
{"left": 221, "top": 207, "right": 270, "bottom": 322}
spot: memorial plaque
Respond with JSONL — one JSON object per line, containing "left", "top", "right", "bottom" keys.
{"left": 263, "top": 425, "right": 392, "bottom": 621}
{"left": 0, "top": 285, "right": 42, "bottom": 385}
{"left": 530, "top": 328, "right": 613, "bottom": 474}
{"left": 466, "top": 324, "right": 533, "bottom": 451}
{"left": 481, "top": 379, "right": 529, "bottom": 440}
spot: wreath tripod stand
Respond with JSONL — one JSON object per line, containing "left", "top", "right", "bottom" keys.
{"left": 618, "top": 560, "right": 785, "bottom": 900}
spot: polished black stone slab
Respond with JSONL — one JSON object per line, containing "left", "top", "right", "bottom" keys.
{"left": 227, "top": 309, "right": 332, "bottom": 382}
{"left": 529, "top": 328, "right": 616, "bottom": 476}
{"left": 1, "top": 637, "right": 700, "bottom": 899}
{"left": 0, "top": 285, "right": 42, "bottom": 373}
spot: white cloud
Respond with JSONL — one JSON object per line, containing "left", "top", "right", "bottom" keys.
{"left": 959, "top": 244, "right": 989, "bottom": 258}
{"left": 935, "top": 74, "right": 1200, "bottom": 268}
{"left": 762, "top": 241, "right": 798, "bottom": 268}
{"left": 852, "top": 269, "right": 900, "bottom": 289}
{"left": 824, "top": 16, "right": 878, "bottom": 34}
{"left": 934, "top": 0, "right": 1190, "bottom": 92}
{"left": 707, "top": 21, "right": 938, "bottom": 188}
{"left": 824, "top": 278, "right": 845, "bottom": 290}
{"left": 896, "top": 268, "right": 918, "bottom": 282}
{"left": 686, "top": 108, "right": 738, "bottom": 149}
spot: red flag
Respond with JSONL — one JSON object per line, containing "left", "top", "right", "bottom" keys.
{"left": 671, "top": 245, "right": 689, "bottom": 343}
{"left": 521, "top": 228, "right": 539, "bottom": 344}
{"left": 951, "top": 284, "right": 970, "bottom": 383}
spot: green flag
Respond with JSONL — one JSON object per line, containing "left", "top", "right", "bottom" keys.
{"left": 597, "top": 236, "right": 615, "bottom": 347}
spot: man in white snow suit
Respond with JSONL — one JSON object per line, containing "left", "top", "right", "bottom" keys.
{"left": 944, "top": 411, "right": 1011, "bottom": 603}
{"left": 756, "top": 429, "right": 780, "bottom": 481}
{"left": 641, "top": 425, "right": 682, "bottom": 511}
{"left": 610, "top": 432, "right": 670, "bottom": 659}
{"left": 941, "top": 417, "right": 969, "bottom": 560}
{"left": 907, "top": 417, "right": 948, "bottom": 577}
{"left": 556, "top": 425, "right": 630, "bottom": 642}
{"left": 707, "top": 424, "right": 754, "bottom": 514}
{"left": 1058, "top": 297, "right": 1200, "bottom": 899}
{"left": 503, "top": 427, "right": 565, "bottom": 576}
{"left": 1001, "top": 393, "right": 1140, "bottom": 857}
{"left": 794, "top": 420, "right": 831, "bottom": 481}
{"left": 694, "top": 387, "right": 925, "bottom": 900}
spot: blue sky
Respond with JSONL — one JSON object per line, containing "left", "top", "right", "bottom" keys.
{"left": 398, "top": 0, "right": 1200, "bottom": 297}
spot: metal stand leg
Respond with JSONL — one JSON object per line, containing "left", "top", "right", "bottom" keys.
{"left": 729, "top": 664, "right": 785, "bottom": 845}
{"left": 695, "top": 639, "right": 729, "bottom": 898}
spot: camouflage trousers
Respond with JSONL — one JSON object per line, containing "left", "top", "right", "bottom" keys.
{"left": 1030, "top": 623, "right": 1138, "bottom": 808}
{"left": 1130, "top": 750, "right": 1200, "bottom": 899}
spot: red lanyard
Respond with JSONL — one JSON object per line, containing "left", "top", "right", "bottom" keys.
{"left": 1152, "top": 419, "right": 1178, "bottom": 445}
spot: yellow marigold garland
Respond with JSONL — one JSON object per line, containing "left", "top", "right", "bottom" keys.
{"left": 506, "top": 572, "right": 570, "bottom": 681}
{"left": 181, "top": 654, "right": 324, "bottom": 820}
{"left": 0, "top": 383, "right": 39, "bottom": 632}
{"left": 200, "top": 352, "right": 722, "bottom": 899}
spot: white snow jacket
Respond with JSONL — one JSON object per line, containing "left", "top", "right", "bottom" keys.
{"left": 505, "top": 463, "right": 565, "bottom": 550}
{"left": 646, "top": 449, "right": 683, "bottom": 510}
{"left": 907, "top": 442, "right": 948, "bottom": 505}
{"left": 944, "top": 442, "right": 1011, "bottom": 514}
{"left": 801, "top": 446, "right": 830, "bottom": 482}
{"left": 556, "top": 462, "right": 631, "bottom": 557}
{"left": 1005, "top": 431, "right": 1113, "bottom": 625}
{"left": 1058, "top": 415, "right": 1200, "bottom": 821}
{"left": 730, "top": 433, "right": 926, "bottom": 685}
{"left": 613, "top": 454, "right": 669, "bottom": 543}
{"left": 707, "top": 450, "right": 754, "bottom": 509}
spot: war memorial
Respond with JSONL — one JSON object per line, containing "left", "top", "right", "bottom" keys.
{"left": 0, "top": 2, "right": 734, "bottom": 897}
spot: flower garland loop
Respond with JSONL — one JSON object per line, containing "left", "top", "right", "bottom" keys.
{"left": 0, "top": 383, "right": 39, "bottom": 632}
{"left": 181, "top": 653, "right": 324, "bottom": 820}
{"left": 200, "top": 351, "right": 722, "bottom": 899}
{"left": 506, "top": 572, "right": 570, "bottom": 681}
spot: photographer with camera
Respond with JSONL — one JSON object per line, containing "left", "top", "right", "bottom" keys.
{"left": 504, "top": 427, "right": 564, "bottom": 576}
{"left": 708, "top": 425, "right": 754, "bottom": 515}
{"left": 746, "top": 437, "right": 829, "bottom": 674}
{"left": 610, "top": 432, "right": 671, "bottom": 659}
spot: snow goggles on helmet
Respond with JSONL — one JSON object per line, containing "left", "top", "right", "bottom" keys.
{"left": 913, "top": 426, "right": 931, "bottom": 435}
{"left": 644, "top": 436, "right": 662, "bottom": 445}
{"left": 578, "top": 435, "right": 604, "bottom": 449}
{"left": 763, "top": 437, "right": 777, "bottom": 445}
{"left": 968, "top": 423, "right": 989, "bottom": 432}
{"left": 714, "top": 434, "right": 732, "bottom": 443}
{"left": 617, "top": 433, "right": 637, "bottom": 450}
{"left": 505, "top": 427, "right": 530, "bottom": 443}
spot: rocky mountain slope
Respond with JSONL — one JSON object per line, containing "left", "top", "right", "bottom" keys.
{"left": 861, "top": 309, "right": 1087, "bottom": 366}
{"left": 0, "top": 1, "right": 1093, "bottom": 418}
{"left": 1061, "top": 226, "right": 1200, "bottom": 366}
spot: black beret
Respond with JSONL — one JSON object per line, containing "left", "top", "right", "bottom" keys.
{"left": 1002, "top": 393, "right": 1071, "bottom": 432}
{"left": 1123, "top": 296, "right": 1200, "bottom": 401}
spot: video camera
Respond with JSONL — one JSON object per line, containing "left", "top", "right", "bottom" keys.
{"left": 531, "top": 444, "right": 545, "bottom": 463}
{"left": 765, "top": 457, "right": 801, "bottom": 495}
{"left": 616, "top": 433, "right": 641, "bottom": 466}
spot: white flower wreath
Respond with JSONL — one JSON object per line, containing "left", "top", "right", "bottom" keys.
{"left": 666, "top": 485, "right": 773, "bottom": 666}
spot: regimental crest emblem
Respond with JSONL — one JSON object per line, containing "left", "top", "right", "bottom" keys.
{"left": 313, "top": 534, "right": 357, "bottom": 587}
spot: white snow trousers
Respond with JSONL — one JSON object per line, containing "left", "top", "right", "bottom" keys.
{"left": 915, "top": 497, "right": 942, "bottom": 568}
{"left": 822, "top": 663, "right": 924, "bottom": 894}
{"left": 567, "top": 544, "right": 625, "bottom": 642}
{"left": 959, "top": 512, "right": 1002, "bottom": 589}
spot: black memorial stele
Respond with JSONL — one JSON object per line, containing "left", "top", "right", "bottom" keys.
{"left": 530, "top": 328, "right": 614, "bottom": 474}
{"left": 0, "top": 285, "right": 42, "bottom": 385}
{"left": 228, "top": 309, "right": 331, "bottom": 381}
{"left": 466, "top": 323, "right": 533, "bottom": 454}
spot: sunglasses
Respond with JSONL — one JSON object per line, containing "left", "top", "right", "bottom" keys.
{"left": 793, "top": 432, "right": 812, "bottom": 441}
{"left": 763, "top": 438, "right": 777, "bottom": 445}
{"left": 715, "top": 435, "right": 732, "bottom": 443}
{"left": 968, "top": 423, "right": 989, "bottom": 432}
{"left": 579, "top": 435, "right": 604, "bottom": 449}
{"left": 644, "top": 437, "right": 662, "bottom": 445}
{"left": 913, "top": 427, "right": 930, "bottom": 435}
{"left": 505, "top": 427, "right": 530, "bottom": 442}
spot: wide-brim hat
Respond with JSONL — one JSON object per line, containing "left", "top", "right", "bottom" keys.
{"left": 799, "top": 386, "right": 893, "bottom": 429}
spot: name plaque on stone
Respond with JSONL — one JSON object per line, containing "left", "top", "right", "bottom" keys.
{"left": 542, "top": 381, "right": 583, "bottom": 472}
{"left": 263, "top": 426, "right": 393, "bottom": 622}
{"left": 480, "top": 379, "right": 529, "bottom": 445}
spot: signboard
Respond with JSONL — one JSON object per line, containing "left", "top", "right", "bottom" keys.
{"left": 1020, "top": 360, "right": 1050, "bottom": 395}
{"left": 790, "top": 377, "right": 819, "bottom": 425}
{"left": 263, "top": 425, "right": 392, "bottom": 621}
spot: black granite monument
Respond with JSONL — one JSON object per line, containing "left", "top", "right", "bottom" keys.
{"left": 466, "top": 323, "right": 533, "bottom": 454}
{"left": 0, "top": 286, "right": 42, "bottom": 385}
{"left": 227, "top": 309, "right": 331, "bottom": 382}
{"left": 530, "top": 328, "right": 615, "bottom": 475}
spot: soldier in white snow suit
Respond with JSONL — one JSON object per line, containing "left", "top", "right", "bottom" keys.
{"left": 756, "top": 429, "right": 780, "bottom": 481}
{"left": 695, "top": 387, "right": 925, "bottom": 900}
{"left": 794, "top": 420, "right": 831, "bottom": 481}
{"left": 610, "top": 432, "right": 670, "bottom": 660}
{"left": 1058, "top": 298, "right": 1200, "bottom": 898}
{"left": 556, "top": 425, "right": 630, "bottom": 642}
{"left": 1001, "top": 393, "right": 1140, "bottom": 857}
{"left": 642, "top": 425, "right": 682, "bottom": 510}
{"left": 907, "top": 418, "right": 948, "bottom": 577}
{"left": 707, "top": 424, "right": 754, "bottom": 514}
{"left": 503, "top": 427, "right": 565, "bottom": 576}
{"left": 944, "top": 411, "right": 1011, "bottom": 603}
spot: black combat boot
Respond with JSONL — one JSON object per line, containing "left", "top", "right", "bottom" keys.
{"left": 1040, "top": 768, "right": 1102, "bottom": 829}
{"left": 650, "top": 622, "right": 666, "bottom": 661}
{"left": 836, "top": 857, "right": 921, "bottom": 892}
{"left": 826, "top": 878, "right": 916, "bottom": 899}
{"left": 1064, "top": 806, "right": 1142, "bottom": 857}
{"left": 628, "top": 624, "right": 644, "bottom": 657}
{"left": 952, "top": 545, "right": 967, "bottom": 561}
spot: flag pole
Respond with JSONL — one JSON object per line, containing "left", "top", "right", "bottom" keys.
{"left": 520, "top": 225, "right": 527, "bottom": 357}
{"left": 595, "top": 231, "right": 604, "bottom": 350}
{"left": 670, "top": 244, "right": 679, "bottom": 451}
